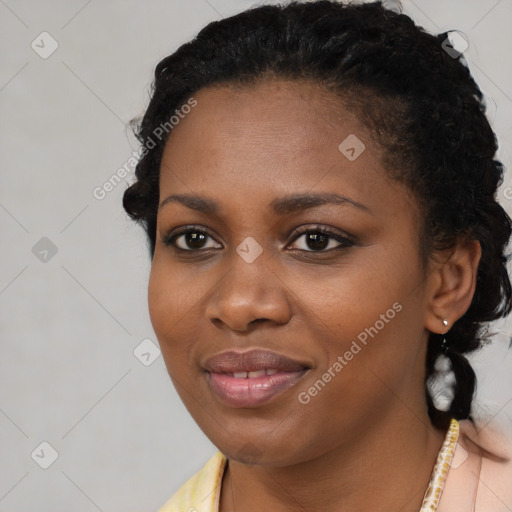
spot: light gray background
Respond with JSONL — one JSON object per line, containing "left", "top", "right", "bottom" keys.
{"left": 1, "top": 0, "right": 511, "bottom": 510}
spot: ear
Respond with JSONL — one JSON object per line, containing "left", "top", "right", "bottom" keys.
{"left": 424, "top": 239, "right": 482, "bottom": 334}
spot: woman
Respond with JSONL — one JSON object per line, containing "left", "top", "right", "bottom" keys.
{"left": 122, "top": 1, "right": 512, "bottom": 510}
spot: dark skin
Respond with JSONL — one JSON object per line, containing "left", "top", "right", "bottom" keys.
{"left": 148, "top": 78, "right": 481, "bottom": 512}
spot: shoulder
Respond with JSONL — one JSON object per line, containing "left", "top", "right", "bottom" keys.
{"left": 157, "top": 451, "right": 227, "bottom": 512}
{"left": 462, "top": 413, "right": 512, "bottom": 511}
{"left": 439, "top": 414, "right": 512, "bottom": 512}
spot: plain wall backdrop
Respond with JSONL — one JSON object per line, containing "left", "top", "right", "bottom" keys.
{"left": 1, "top": 0, "right": 511, "bottom": 510}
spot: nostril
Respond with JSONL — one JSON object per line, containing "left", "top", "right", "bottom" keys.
{"left": 249, "top": 318, "right": 267, "bottom": 325}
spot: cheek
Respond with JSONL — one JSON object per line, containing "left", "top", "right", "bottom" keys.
{"left": 147, "top": 261, "right": 188, "bottom": 363}
{"left": 147, "top": 258, "right": 214, "bottom": 367}
{"left": 147, "top": 263, "right": 170, "bottom": 338}
{"left": 290, "top": 245, "right": 425, "bottom": 383}
{"left": 285, "top": 251, "right": 402, "bottom": 334}
{"left": 147, "top": 256, "right": 199, "bottom": 333}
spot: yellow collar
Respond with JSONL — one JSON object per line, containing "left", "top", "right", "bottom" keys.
{"left": 419, "top": 418, "right": 460, "bottom": 511}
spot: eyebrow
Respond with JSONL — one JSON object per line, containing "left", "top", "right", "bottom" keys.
{"left": 158, "top": 192, "right": 371, "bottom": 215}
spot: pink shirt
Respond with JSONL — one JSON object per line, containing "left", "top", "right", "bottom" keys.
{"left": 438, "top": 415, "right": 512, "bottom": 511}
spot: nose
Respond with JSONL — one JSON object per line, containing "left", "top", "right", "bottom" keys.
{"left": 205, "top": 249, "right": 292, "bottom": 333}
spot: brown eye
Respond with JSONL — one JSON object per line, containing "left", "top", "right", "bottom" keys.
{"left": 179, "top": 231, "right": 208, "bottom": 250}
{"left": 162, "top": 227, "right": 222, "bottom": 251}
{"left": 288, "top": 227, "right": 355, "bottom": 252}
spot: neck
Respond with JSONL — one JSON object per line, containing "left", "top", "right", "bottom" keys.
{"left": 219, "top": 406, "right": 448, "bottom": 512}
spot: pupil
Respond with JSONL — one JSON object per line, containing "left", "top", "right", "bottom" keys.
{"left": 187, "top": 232, "right": 206, "bottom": 249}
{"left": 307, "top": 233, "right": 328, "bottom": 250}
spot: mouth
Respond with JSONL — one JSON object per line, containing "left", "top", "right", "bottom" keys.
{"left": 203, "top": 349, "right": 311, "bottom": 408}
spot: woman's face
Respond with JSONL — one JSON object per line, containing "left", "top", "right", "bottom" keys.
{"left": 148, "top": 79, "right": 434, "bottom": 466}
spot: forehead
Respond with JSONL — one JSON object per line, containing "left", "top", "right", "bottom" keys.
{"left": 158, "top": 79, "right": 414, "bottom": 221}
{"left": 163, "top": 79, "right": 372, "bottom": 154}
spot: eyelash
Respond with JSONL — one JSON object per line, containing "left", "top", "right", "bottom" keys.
{"left": 161, "top": 224, "right": 355, "bottom": 253}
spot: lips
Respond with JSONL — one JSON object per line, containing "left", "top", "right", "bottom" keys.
{"left": 203, "top": 349, "right": 310, "bottom": 407}
{"left": 203, "top": 349, "right": 308, "bottom": 373}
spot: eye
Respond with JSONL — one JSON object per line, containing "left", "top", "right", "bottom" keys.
{"left": 161, "top": 225, "right": 355, "bottom": 253}
{"left": 287, "top": 225, "right": 355, "bottom": 252}
{"left": 161, "top": 226, "right": 222, "bottom": 251}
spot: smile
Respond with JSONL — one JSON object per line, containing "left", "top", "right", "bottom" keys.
{"left": 203, "top": 349, "right": 311, "bottom": 407}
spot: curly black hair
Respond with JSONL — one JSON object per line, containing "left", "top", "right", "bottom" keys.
{"left": 122, "top": 0, "right": 512, "bottom": 430}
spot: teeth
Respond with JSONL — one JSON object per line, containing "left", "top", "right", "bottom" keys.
{"left": 248, "top": 370, "right": 266, "bottom": 378}
{"left": 231, "top": 369, "right": 280, "bottom": 378}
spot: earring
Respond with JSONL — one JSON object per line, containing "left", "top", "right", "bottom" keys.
{"left": 441, "top": 319, "right": 449, "bottom": 354}
{"left": 440, "top": 337, "right": 449, "bottom": 355}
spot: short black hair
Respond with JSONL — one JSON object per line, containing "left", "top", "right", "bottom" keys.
{"left": 123, "top": 0, "right": 512, "bottom": 430}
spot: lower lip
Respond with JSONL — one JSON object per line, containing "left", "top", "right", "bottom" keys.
{"left": 206, "top": 370, "right": 308, "bottom": 408}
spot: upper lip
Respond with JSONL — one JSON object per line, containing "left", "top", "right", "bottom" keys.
{"left": 203, "top": 349, "right": 310, "bottom": 373}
